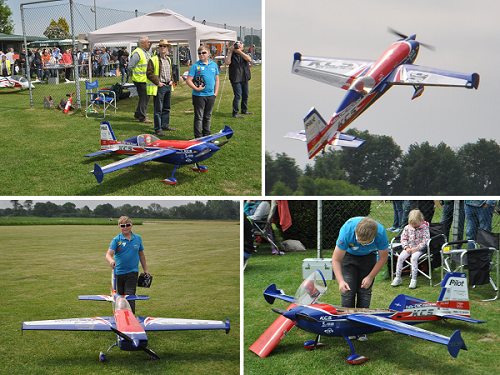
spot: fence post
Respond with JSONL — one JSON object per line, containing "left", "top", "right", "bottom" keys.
{"left": 69, "top": 0, "right": 81, "bottom": 108}
{"left": 317, "top": 200, "right": 322, "bottom": 258}
{"left": 20, "top": 4, "right": 34, "bottom": 108}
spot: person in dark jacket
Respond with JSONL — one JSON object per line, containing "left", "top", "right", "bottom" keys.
{"left": 225, "top": 41, "right": 253, "bottom": 118}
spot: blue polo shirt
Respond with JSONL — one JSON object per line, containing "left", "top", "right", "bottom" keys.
{"left": 336, "top": 217, "right": 389, "bottom": 256}
{"left": 109, "top": 232, "right": 144, "bottom": 275}
{"left": 188, "top": 59, "right": 219, "bottom": 96}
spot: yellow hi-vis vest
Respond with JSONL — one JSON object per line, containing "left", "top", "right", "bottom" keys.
{"left": 146, "top": 55, "right": 172, "bottom": 96}
{"left": 131, "top": 47, "right": 151, "bottom": 83}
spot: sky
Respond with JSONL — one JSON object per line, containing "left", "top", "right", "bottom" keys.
{"left": 265, "top": 0, "right": 500, "bottom": 169}
{"left": 9, "top": 0, "right": 262, "bottom": 35}
{"left": 0, "top": 199, "right": 208, "bottom": 210}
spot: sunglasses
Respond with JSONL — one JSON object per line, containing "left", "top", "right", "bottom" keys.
{"left": 119, "top": 223, "right": 132, "bottom": 228}
{"left": 198, "top": 51, "right": 208, "bottom": 55}
{"left": 159, "top": 45, "right": 168, "bottom": 47}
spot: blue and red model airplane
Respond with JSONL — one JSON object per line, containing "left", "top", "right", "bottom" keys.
{"left": 249, "top": 270, "right": 484, "bottom": 365}
{"left": 85, "top": 121, "right": 233, "bottom": 185}
{"left": 22, "top": 268, "right": 230, "bottom": 361}
{"left": 285, "top": 29, "right": 480, "bottom": 159}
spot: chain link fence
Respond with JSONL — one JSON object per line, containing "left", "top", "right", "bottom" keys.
{"left": 19, "top": 1, "right": 261, "bottom": 109}
{"left": 277, "top": 200, "right": 500, "bottom": 255}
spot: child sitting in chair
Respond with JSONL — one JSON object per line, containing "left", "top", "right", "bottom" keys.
{"left": 391, "top": 209, "right": 430, "bottom": 289}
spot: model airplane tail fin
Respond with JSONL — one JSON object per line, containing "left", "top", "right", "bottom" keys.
{"left": 100, "top": 121, "right": 117, "bottom": 147}
{"left": 436, "top": 272, "right": 471, "bottom": 316}
{"left": 286, "top": 108, "right": 365, "bottom": 159}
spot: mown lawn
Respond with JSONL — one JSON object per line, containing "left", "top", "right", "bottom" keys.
{"left": 0, "top": 65, "right": 261, "bottom": 196}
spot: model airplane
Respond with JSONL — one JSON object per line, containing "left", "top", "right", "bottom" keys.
{"left": 85, "top": 121, "right": 233, "bottom": 185}
{"left": 0, "top": 75, "right": 34, "bottom": 90}
{"left": 286, "top": 30, "right": 480, "bottom": 159}
{"left": 22, "top": 268, "right": 230, "bottom": 362}
{"left": 249, "top": 270, "right": 484, "bottom": 365}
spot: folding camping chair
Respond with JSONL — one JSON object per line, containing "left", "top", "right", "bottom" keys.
{"left": 85, "top": 79, "right": 117, "bottom": 119}
{"left": 440, "top": 228, "right": 499, "bottom": 301}
{"left": 248, "top": 200, "right": 280, "bottom": 254}
{"left": 389, "top": 222, "right": 445, "bottom": 286}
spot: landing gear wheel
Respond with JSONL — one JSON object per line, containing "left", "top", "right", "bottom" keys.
{"left": 161, "top": 178, "right": 178, "bottom": 185}
{"left": 99, "top": 352, "right": 106, "bottom": 362}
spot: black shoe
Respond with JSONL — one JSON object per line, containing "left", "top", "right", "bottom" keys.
{"left": 163, "top": 126, "right": 176, "bottom": 131}
{"left": 155, "top": 130, "right": 165, "bottom": 137}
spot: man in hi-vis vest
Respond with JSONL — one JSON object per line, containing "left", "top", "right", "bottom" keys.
{"left": 128, "top": 36, "right": 152, "bottom": 124}
{"left": 146, "top": 39, "right": 176, "bottom": 136}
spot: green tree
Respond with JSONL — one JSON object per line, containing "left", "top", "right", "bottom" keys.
{"left": 57, "top": 17, "right": 70, "bottom": 33}
{"left": 244, "top": 35, "right": 261, "bottom": 47}
{"left": 43, "top": 24, "right": 70, "bottom": 39}
{"left": 392, "top": 141, "right": 465, "bottom": 195}
{"left": 93, "top": 203, "right": 115, "bottom": 218}
{"left": 296, "top": 176, "right": 379, "bottom": 196}
{"left": 457, "top": 139, "right": 500, "bottom": 194}
{"left": 338, "top": 129, "right": 402, "bottom": 195}
{"left": 0, "top": 0, "right": 14, "bottom": 34}
{"left": 265, "top": 152, "right": 302, "bottom": 195}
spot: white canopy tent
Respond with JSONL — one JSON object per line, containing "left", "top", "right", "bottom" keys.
{"left": 87, "top": 8, "right": 237, "bottom": 66}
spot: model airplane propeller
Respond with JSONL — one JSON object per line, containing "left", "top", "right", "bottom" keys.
{"left": 249, "top": 270, "right": 485, "bottom": 365}
{"left": 286, "top": 31, "right": 479, "bottom": 159}
{"left": 22, "top": 268, "right": 230, "bottom": 362}
{"left": 85, "top": 121, "right": 233, "bottom": 185}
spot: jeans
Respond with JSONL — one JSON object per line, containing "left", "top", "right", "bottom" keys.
{"left": 119, "top": 66, "right": 129, "bottom": 83}
{"left": 231, "top": 81, "right": 249, "bottom": 115}
{"left": 441, "top": 201, "right": 465, "bottom": 242}
{"left": 133, "top": 81, "right": 150, "bottom": 121}
{"left": 340, "top": 252, "right": 377, "bottom": 308}
{"left": 116, "top": 271, "right": 138, "bottom": 313}
{"left": 391, "top": 201, "right": 404, "bottom": 229}
{"left": 465, "top": 204, "right": 495, "bottom": 249}
{"left": 192, "top": 95, "right": 216, "bottom": 138}
{"left": 153, "top": 84, "right": 171, "bottom": 132}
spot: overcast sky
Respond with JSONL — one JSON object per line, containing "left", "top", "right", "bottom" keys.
{"left": 10, "top": 0, "right": 261, "bottom": 34}
{"left": 265, "top": 0, "right": 499, "bottom": 169}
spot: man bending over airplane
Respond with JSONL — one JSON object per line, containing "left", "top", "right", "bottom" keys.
{"left": 106, "top": 216, "right": 150, "bottom": 313}
{"left": 332, "top": 217, "right": 389, "bottom": 340}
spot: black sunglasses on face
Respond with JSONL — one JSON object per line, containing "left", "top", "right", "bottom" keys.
{"left": 120, "top": 223, "right": 132, "bottom": 228}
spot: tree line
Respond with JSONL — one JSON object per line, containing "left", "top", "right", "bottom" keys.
{"left": 266, "top": 128, "right": 500, "bottom": 196}
{"left": 2, "top": 200, "right": 239, "bottom": 221}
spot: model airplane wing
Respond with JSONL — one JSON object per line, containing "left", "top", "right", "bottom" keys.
{"left": 22, "top": 317, "right": 115, "bottom": 331}
{"left": 90, "top": 148, "right": 177, "bottom": 183}
{"left": 140, "top": 317, "right": 230, "bottom": 333}
{"left": 84, "top": 146, "right": 120, "bottom": 157}
{"left": 191, "top": 125, "right": 234, "bottom": 143}
{"left": 292, "top": 53, "right": 374, "bottom": 89}
{"left": 386, "top": 64, "right": 480, "bottom": 89}
{"left": 347, "top": 313, "right": 467, "bottom": 357}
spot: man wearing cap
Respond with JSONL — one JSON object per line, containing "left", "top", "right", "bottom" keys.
{"left": 146, "top": 39, "right": 176, "bottom": 136}
{"left": 129, "top": 36, "right": 152, "bottom": 124}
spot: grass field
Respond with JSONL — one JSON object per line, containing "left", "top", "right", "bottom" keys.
{"left": 0, "top": 65, "right": 261, "bottom": 196}
{"left": 244, "top": 201, "right": 500, "bottom": 375}
{"left": 0, "top": 220, "right": 240, "bottom": 374}
{"left": 244, "top": 248, "right": 500, "bottom": 375}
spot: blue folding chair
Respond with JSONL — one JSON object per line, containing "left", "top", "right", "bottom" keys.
{"left": 85, "top": 80, "right": 116, "bottom": 119}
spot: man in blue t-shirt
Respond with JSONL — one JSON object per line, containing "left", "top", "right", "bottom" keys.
{"left": 186, "top": 45, "right": 219, "bottom": 138}
{"left": 106, "top": 216, "right": 150, "bottom": 313}
{"left": 332, "top": 217, "right": 389, "bottom": 318}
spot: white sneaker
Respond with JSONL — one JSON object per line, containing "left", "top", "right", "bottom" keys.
{"left": 391, "top": 277, "right": 402, "bottom": 286}
{"left": 409, "top": 279, "right": 417, "bottom": 289}
{"left": 357, "top": 334, "right": 369, "bottom": 341}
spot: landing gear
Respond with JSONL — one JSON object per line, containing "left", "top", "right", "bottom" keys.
{"left": 99, "top": 342, "right": 118, "bottom": 362}
{"left": 161, "top": 163, "right": 207, "bottom": 185}
{"left": 303, "top": 335, "right": 326, "bottom": 350}
{"left": 341, "top": 332, "right": 370, "bottom": 365}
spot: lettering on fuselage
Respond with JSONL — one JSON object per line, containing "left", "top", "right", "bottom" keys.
{"left": 410, "top": 308, "right": 435, "bottom": 317}
{"left": 306, "top": 60, "right": 357, "bottom": 71}
{"left": 118, "top": 145, "right": 134, "bottom": 152}
{"left": 449, "top": 279, "right": 465, "bottom": 287}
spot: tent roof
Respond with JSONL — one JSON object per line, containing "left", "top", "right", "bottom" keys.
{"left": 87, "top": 8, "right": 237, "bottom": 46}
